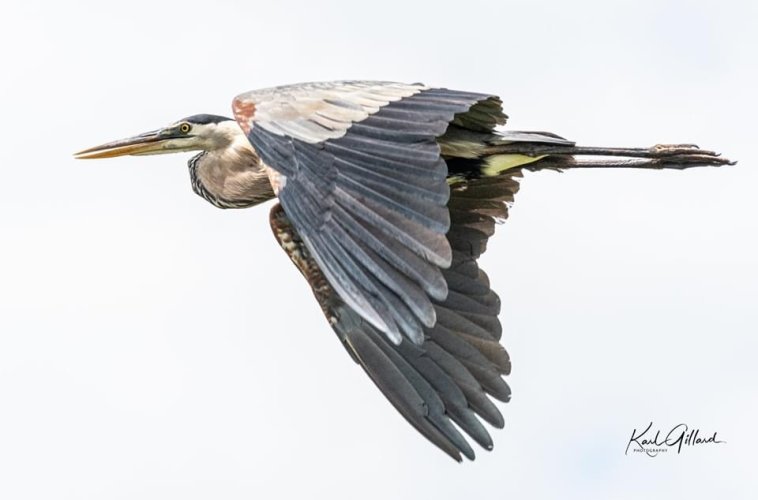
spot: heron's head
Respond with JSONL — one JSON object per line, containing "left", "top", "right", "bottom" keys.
{"left": 74, "top": 114, "right": 243, "bottom": 159}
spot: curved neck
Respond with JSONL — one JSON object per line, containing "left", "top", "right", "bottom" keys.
{"left": 188, "top": 132, "right": 275, "bottom": 209}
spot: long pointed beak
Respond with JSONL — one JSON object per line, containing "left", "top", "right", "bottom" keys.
{"left": 74, "top": 129, "right": 180, "bottom": 159}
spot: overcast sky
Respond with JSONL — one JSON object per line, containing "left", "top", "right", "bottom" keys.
{"left": 1, "top": 0, "right": 756, "bottom": 498}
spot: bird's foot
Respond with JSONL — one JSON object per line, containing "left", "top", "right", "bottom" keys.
{"left": 649, "top": 144, "right": 734, "bottom": 166}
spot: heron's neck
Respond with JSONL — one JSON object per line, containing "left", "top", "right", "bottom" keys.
{"left": 189, "top": 123, "right": 275, "bottom": 209}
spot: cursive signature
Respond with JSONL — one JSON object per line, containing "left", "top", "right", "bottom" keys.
{"left": 626, "top": 422, "right": 725, "bottom": 457}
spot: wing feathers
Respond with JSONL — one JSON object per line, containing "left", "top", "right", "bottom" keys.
{"left": 340, "top": 327, "right": 466, "bottom": 461}
{"left": 334, "top": 187, "right": 451, "bottom": 267}
{"left": 424, "top": 341, "right": 505, "bottom": 429}
{"left": 256, "top": 82, "right": 525, "bottom": 459}
{"left": 331, "top": 223, "right": 436, "bottom": 331}
{"left": 235, "top": 81, "right": 427, "bottom": 144}
{"left": 331, "top": 203, "right": 447, "bottom": 299}
{"left": 247, "top": 84, "right": 497, "bottom": 343}
{"left": 269, "top": 173, "right": 520, "bottom": 458}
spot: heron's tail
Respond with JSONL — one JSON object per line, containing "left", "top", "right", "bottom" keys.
{"left": 480, "top": 131, "right": 734, "bottom": 174}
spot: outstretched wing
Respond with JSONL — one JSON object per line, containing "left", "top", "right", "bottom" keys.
{"left": 269, "top": 170, "right": 521, "bottom": 461}
{"left": 234, "top": 81, "right": 506, "bottom": 344}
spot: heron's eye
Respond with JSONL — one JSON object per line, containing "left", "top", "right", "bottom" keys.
{"left": 179, "top": 123, "right": 192, "bottom": 134}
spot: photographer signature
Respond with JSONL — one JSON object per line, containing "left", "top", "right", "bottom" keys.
{"left": 626, "top": 423, "right": 725, "bottom": 457}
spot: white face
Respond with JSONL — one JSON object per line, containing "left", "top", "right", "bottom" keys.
{"left": 181, "top": 119, "right": 248, "bottom": 152}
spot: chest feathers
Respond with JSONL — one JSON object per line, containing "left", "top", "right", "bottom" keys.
{"left": 189, "top": 140, "right": 275, "bottom": 209}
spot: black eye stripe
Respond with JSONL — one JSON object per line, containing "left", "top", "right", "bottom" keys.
{"left": 180, "top": 114, "right": 233, "bottom": 125}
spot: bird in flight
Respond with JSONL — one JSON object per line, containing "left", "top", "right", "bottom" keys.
{"left": 75, "top": 81, "right": 731, "bottom": 461}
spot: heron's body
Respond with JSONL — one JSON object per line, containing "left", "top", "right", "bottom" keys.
{"left": 75, "top": 80, "right": 731, "bottom": 461}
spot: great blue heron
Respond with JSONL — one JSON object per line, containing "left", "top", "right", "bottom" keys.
{"left": 75, "top": 81, "right": 732, "bottom": 461}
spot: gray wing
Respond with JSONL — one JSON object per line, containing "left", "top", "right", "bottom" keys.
{"left": 233, "top": 81, "right": 428, "bottom": 143}
{"left": 269, "top": 172, "right": 519, "bottom": 461}
{"left": 234, "top": 81, "right": 506, "bottom": 344}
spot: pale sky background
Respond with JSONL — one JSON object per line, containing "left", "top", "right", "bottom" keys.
{"left": 1, "top": 0, "right": 756, "bottom": 499}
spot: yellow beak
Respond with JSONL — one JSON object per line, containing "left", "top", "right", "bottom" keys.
{"left": 74, "top": 129, "right": 184, "bottom": 159}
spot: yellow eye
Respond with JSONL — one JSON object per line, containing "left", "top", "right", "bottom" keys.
{"left": 179, "top": 123, "right": 191, "bottom": 134}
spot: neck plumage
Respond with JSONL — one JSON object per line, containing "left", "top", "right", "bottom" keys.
{"left": 188, "top": 125, "right": 276, "bottom": 209}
